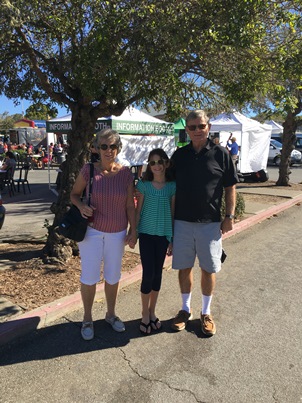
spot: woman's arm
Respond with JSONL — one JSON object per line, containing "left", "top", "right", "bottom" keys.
{"left": 70, "top": 172, "right": 94, "bottom": 219}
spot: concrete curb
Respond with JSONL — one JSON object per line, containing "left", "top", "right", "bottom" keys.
{"left": 1, "top": 194, "right": 302, "bottom": 346}
{"left": 223, "top": 193, "right": 302, "bottom": 240}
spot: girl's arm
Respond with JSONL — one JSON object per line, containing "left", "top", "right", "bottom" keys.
{"left": 125, "top": 181, "right": 137, "bottom": 248}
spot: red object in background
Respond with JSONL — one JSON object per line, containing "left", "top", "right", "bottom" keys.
{"left": 42, "top": 157, "right": 48, "bottom": 163}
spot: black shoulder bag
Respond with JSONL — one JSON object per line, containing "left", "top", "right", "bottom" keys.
{"left": 58, "top": 163, "right": 94, "bottom": 242}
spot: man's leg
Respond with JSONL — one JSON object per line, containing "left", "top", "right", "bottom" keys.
{"left": 171, "top": 268, "right": 193, "bottom": 331}
{"left": 200, "top": 269, "right": 216, "bottom": 336}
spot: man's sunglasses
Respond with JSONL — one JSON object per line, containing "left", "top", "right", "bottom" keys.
{"left": 98, "top": 144, "right": 118, "bottom": 151}
{"left": 187, "top": 124, "right": 208, "bottom": 131}
{"left": 148, "top": 159, "right": 166, "bottom": 166}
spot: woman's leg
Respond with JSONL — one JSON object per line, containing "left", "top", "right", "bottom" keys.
{"left": 78, "top": 227, "right": 103, "bottom": 322}
{"left": 102, "top": 230, "right": 126, "bottom": 319}
{"left": 104, "top": 281, "right": 119, "bottom": 317}
{"left": 81, "top": 283, "right": 96, "bottom": 322}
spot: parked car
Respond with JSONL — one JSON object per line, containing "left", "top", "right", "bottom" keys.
{"left": 268, "top": 139, "right": 302, "bottom": 166}
{"left": 271, "top": 133, "right": 302, "bottom": 152}
{"left": 295, "top": 134, "right": 302, "bottom": 152}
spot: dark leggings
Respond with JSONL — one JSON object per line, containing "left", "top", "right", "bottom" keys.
{"left": 139, "top": 233, "right": 169, "bottom": 294}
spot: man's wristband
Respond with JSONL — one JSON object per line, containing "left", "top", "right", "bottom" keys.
{"left": 225, "top": 214, "right": 235, "bottom": 219}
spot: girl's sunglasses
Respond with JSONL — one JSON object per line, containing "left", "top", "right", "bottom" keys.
{"left": 98, "top": 144, "right": 118, "bottom": 151}
{"left": 148, "top": 159, "right": 166, "bottom": 166}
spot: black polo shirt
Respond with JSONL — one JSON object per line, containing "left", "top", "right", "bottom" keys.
{"left": 171, "top": 140, "right": 238, "bottom": 222}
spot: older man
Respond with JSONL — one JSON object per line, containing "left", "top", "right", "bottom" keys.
{"left": 171, "top": 110, "right": 238, "bottom": 336}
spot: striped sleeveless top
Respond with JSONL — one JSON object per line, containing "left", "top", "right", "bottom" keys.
{"left": 136, "top": 180, "right": 176, "bottom": 242}
{"left": 81, "top": 163, "right": 133, "bottom": 233}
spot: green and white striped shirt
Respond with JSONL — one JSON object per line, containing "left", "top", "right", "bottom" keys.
{"left": 136, "top": 180, "right": 176, "bottom": 242}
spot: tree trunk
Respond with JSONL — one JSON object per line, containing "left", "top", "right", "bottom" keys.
{"left": 276, "top": 111, "right": 297, "bottom": 186}
{"left": 43, "top": 106, "right": 97, "bottom": 263}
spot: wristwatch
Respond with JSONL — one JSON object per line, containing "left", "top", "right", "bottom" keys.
{"left": 225, "top": 214, "right": 235, "bottom": 219}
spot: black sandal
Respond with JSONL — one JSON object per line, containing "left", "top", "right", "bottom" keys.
{"left": 150, "top": 318, "right": 162, "bottom": 331}
{"left": 139, "top": 321, "right": 151, "bottom": 335}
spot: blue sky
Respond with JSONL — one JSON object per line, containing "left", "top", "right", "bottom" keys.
{"left": 0, "top": 96, "right": 69, "bottom": 118}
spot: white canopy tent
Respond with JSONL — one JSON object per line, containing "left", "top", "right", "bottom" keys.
{"left": 209, "top": 112, "right": 272, "bottom": 173}
{"left": 46, "top": 106, "right": 174, "bottom": 135}
{"left": 46, "top": 107, "right": 175, "bottom": 194}
{"left": 265, "top": 120, "right": 283, "bottom": 135}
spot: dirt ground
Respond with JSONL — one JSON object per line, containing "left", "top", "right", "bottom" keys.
{"left": 1, "top": 180, "right": 302, "bottom": 313}
{"left": 0, "top": 247, "right": 141, "bottom": 312}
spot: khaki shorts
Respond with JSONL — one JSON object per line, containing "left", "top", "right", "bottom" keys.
{"left": 172, "top": 220, "right": 222, "bottom": 274}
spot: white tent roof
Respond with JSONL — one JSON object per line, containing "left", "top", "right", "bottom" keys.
{"left": 47, "top": 106, "right": 174, "bottom": 135}
{"left": 209, "top": 111, "right": 272, "bottom": 173}
{"left": 49, "top": 106, "right": 169, "bottom": 123}
{"left": 265, "top": 120, "right": 283, "bottom": 134}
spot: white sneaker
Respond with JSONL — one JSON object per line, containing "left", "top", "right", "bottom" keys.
{"left": 105, "top": 315, "right": 125, "bottom": 332}
{"left": 81, "top": 321, "right": 94, "bottom": 340}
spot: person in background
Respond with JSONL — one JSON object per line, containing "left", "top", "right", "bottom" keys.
{"left": 227, "top": 134, "right": 239, "bottom": 169}
{"left": 170, "top": 109, "right": 238, "bottom": 336}
{"left": 32, "top": 145, "right": 44, "bottom": 169}
{"left": 1, "top": 151, "right": 17, "bottom": 175}
{"left": 70, "top": 128, "right": 137, "bottom": 341}
{"left": 135, "top": 148, "right": 175, "bottom": 335}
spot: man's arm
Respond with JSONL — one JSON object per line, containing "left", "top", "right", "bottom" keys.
{"left": 221, "top": 185, "right": 236, "bottom": 234}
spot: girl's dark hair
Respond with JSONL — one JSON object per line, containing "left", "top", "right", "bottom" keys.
{"left": 143, "top": 148, "right": 174, "bottom": 182}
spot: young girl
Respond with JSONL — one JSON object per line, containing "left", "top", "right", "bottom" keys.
{"left": 136, "top": 148, "right": 176, "bottom": 334}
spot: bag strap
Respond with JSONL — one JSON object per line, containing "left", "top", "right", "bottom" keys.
{"left": 87, "top": 163, "right": 94, "bottom": 206}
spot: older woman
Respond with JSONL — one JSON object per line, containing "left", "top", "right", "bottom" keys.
{"left": 70, "top": 128, "right": 136, "bottom": 340}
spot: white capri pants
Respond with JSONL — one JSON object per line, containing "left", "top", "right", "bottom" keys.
{"left": 78, "top": 226, "right": 126, "bottom": 285}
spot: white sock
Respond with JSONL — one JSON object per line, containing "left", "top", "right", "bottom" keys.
{"left": 201, "top": 294, "right": 212, "bottom": 315}
{"left": 181, "top": 293, "right": 192, "bottom": 313}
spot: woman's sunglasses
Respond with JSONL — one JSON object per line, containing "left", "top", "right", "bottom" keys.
{"left": 148, "top": 159, "right": 166, "bottom": 166}
{"left": 187, "top": 124, "right": 207, "bottom": 131}
{"left": 98, "top": 144, "right": 118, "bottom": 151}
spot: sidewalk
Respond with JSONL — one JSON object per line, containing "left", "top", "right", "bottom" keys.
{"left": 1, "top": 168, "right": 302, "bottom": 346}
{"left": 1, "top": 202, "right": 302, "bottom": 402}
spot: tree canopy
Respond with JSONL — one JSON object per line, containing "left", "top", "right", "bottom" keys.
{"left": 1, "top": 0, "right": 300, "bottom": 258}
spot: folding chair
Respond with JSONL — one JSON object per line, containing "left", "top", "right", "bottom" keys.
{"left": 2, "top": 167, "right": 15, "bottom": 197}
{"left": 14, "top": 164, "right": 31, "bottom": 194}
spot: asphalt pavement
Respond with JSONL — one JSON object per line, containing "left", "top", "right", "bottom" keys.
{"left": 1, "top": 166, "right": 302, "bottom": 402}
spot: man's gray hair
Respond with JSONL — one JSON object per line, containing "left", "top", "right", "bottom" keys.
{"left": 186, "top": 110, "right": 209, "bottom": 124}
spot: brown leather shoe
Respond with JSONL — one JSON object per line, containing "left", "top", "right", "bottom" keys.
{"left": 201, "top": 314, "right": 216, "bottom": 336}
{"left": 171, "top": 310, "right": 193, "bottom": 331}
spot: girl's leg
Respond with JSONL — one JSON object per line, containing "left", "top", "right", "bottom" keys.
{"left": 139, "top": 234, "right": 156, "bottom": 330}
{"left": 150, "top": 236, "right": 169, "bottom": 328}
{"left": 140, "top": 292, "right": 151, "bottom": 334}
